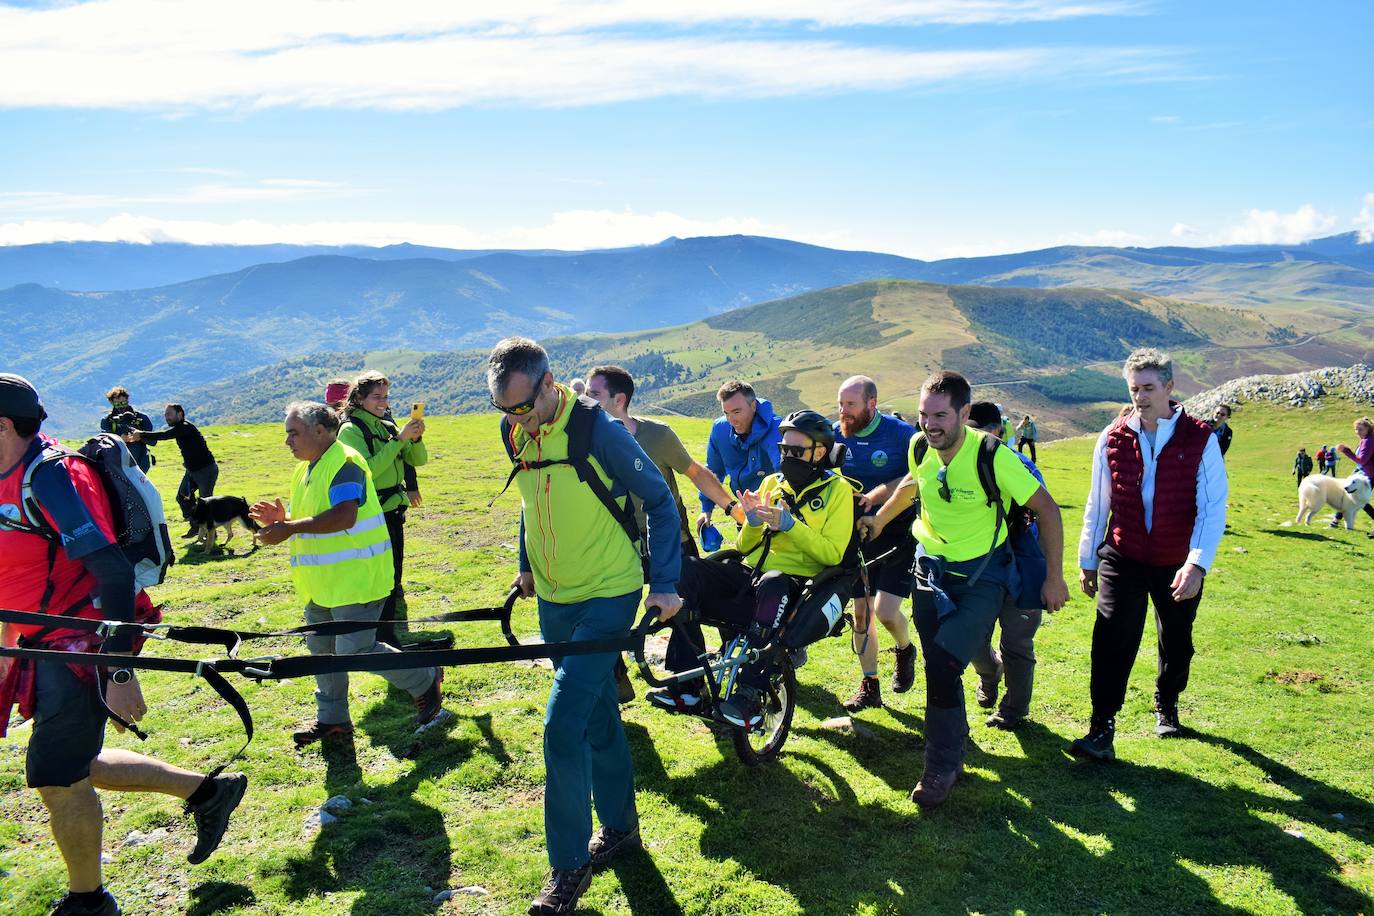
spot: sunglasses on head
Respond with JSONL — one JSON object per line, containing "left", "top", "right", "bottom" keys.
{"left": 779, "top": 443, "right": 813, "bottom": 459}
{"left": 936, "top": 465, "right": 951, "bottom": 502}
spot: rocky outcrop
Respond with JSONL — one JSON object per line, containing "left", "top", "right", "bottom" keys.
{"left": 1186, "top": 365, "right": 1373, "bottom": 415}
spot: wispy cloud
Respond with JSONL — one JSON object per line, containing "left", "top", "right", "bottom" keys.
{"left": 1221, "top": 204, "right": 1336, "bottom": 245}
{"left": 0, "top": 180, "right": 354, "bottom": 213}
{"left": 1354, "top": 193, "right": 1374, "bottom": 244}
{"left": 0, "top": 1, "right": 1169, "bottom": 111}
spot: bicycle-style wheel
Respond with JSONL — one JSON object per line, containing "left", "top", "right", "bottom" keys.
{"left": 731, "top": 658, "right": 797, "bottom": 767}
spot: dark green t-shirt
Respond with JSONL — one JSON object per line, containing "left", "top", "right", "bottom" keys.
{"left": 631, "top": 417, "right": 694, "bottom": 543}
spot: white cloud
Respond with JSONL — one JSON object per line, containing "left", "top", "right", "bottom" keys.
{"left": 1053, "top": 228, "right": 1150, "bottom": 247}
{"left": 1221, "top": 204, "right": 1337, "bottom": 245}
{"left": 1354, "top": 192, "right": 1374, "bottom": 244}
{"left": 0, "top": 1, "right": 1165, "bottom": 111}
{"left": 1169, "top": 222, "right": 1198, "bottom": 238}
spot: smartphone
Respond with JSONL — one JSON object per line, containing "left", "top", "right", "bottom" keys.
{"left": 410, "top": 401, "right": 425, "bottom": 421}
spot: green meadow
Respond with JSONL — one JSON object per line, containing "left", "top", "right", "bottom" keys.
{"left": 2, "top": 398, "right": 1371, "bottom": 915}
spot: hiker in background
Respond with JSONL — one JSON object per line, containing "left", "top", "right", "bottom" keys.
{"left": 966, "top": 402, "right": 1050, "bottom": 731}
{"left": 697, "top": 380, "right": 782, "bottom": 540}
{"left": 0, "top": 375, "right": 246, "bottom": 916}
{"left": 1324, "top": 445, "right": 1339, "bottom": 476}
{"left": 1293, "top": 447, "right": 1313, "bottom": 488}
{"left": 337, "top": 372, "right": 427, "bottom": 648}
{"left": 1210, "top": 404, "right": 1234, "bottom": 457}
{"left": 1073, "top": 348, "right": 1227, "bottom": 761}
{"left": 100, "top": 386, "right": 155, "bottom": 473}
{"left": 250, "top": 402, "right": 444, "bottom": 746}
{"left": 831, "top": 375, "right": 918, "bottom": 713}
{"left": 1014, "top": 414, "right": 1038, "bottom": 463}
{"left": 1330, "top": 417, "right": 1374, "bottom": 535}
{"left": 127, "top": 404, "right": 218, "bottom": 538}
{"left": 324, "top": 379, "right": 350, "bottom": 411}
{"left": 570, "top": 378, "right": 587, "bottom": 397}
{"left": 327, "top": 379, "right": 422, "bottom": 509}
{"left": 489, "top": 337, "right": 681, "bottom": 915}
{"left": 860, "top": 372, "right": 1068, "bottom": 807}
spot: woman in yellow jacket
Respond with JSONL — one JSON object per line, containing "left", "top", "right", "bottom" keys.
{"left": 337, "top": 371, "right": 426, "bottom": 647}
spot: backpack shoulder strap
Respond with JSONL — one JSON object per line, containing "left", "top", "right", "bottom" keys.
{"left": 565, "top": 400, "right": 647, "bottom": 577}
{"left": 975, "top": 435, "right": 1002, "bottom": 508}
{"left": 911, "top": 432, "right": 929, "bottom": 470}
{"left": 349, "top": 415, "right": 378, "bottom": 455}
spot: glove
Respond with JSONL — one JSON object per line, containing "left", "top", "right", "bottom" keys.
{"left": 775, "top": 507, "right": 796, "bottom": 533}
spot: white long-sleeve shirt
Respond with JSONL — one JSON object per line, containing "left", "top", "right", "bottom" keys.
{"left": 1078, "top": 406, "right": 1228, "bottom": 572}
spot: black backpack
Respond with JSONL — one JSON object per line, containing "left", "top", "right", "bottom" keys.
{"left": 497, "top": 397, "right": 649, "bottom": 581}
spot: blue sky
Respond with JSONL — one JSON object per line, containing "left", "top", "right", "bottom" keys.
{"left": 0, "top": 0, "right": 1370, "bottom": 258}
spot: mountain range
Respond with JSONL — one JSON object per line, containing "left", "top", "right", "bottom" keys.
{"left": 6, "top": 233, "right": 1371, "bottom": 434}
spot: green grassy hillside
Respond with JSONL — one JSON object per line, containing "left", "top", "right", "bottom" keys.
{"left": 2, "top": 399, "right": 1372, "bottom": 915}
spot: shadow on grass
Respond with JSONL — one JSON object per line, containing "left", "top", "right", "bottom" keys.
{"left": 629, "top": 707, "right": 1374, "bottom": 914}
{"left": 278, "top": 689, "right": 499, "bottom": 915}
{"left": 1260, "top": 527, "right": 1346, "bottom": 542}
{"left": 185, "top": 880, "right": 256, "bottom": 916}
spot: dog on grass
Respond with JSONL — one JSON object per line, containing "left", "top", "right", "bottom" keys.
{"left": 177, "top": 494, "right": 260, "bottom": 551}
{"left": 1296, "top": 474, "right": 1373, "bottom": 528}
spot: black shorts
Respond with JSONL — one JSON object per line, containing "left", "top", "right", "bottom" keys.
{"left": 863, "top": 511, "right": 917, "bottom": 600}
{"left": 25, "top": 661, "right": 107, "bottom": 789}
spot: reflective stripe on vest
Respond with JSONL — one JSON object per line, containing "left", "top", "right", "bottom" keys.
{"left": 288, "top": 440, "right": 394, "bottom": 607}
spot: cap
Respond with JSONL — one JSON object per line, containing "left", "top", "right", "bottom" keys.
{"left": 324, "top": 381, "right": 351, "bottom": 404}
{"left": 0, "top": 373, "right": 47, "bottom": 421}
{"left": 967, "top": 401, "right": 1003, "bottom": 430}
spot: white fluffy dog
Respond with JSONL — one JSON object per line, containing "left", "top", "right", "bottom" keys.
{"left": 1296, "top": 474, "right": 1373, "bottom": 527}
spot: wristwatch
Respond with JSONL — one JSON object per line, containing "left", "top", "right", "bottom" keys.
{"left": 109, "top": 668, "right": 134, "bottom": 685}
{"left": 724, "top": 499, "right": 739, "bottom": 516}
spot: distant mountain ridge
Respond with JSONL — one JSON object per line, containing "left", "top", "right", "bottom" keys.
{"left": 7, "top": 233, "right": 1372, "bottom": 434}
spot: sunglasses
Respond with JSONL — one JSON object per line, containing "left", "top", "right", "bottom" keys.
{"left": 491, "top": 390, "right": 539, "bottom": 415}
{"left": 779, "top": 443, "right": 813, "bottom": 459}
{"left": 936, "top": 465, "right": 951, "bottom": 502}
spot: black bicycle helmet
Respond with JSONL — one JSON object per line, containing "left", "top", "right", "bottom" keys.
{"left": 779, "top": 409, "right": 835, "bottom": 449}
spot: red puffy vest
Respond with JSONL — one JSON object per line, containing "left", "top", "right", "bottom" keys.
{"left": 1104, "top": 406, "right": 1211, "bottom": 567}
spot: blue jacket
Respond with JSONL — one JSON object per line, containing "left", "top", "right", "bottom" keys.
{"left": 701, "top": 398, "right": 783, "bottom": 510}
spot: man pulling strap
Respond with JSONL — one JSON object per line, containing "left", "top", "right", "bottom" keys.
{"left": 489, "top": 338, "right": 682, "bottom": 916}
{"left": 860, "top": 371, "right": 1069, "bottom": 809}
{"left": 0, "top": 374, "right": 245, "bottom": 916}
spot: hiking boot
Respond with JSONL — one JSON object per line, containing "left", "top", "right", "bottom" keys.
{"left": 719, "top": 686, "right": 764, "bottom": 729}
{"left": 647, "top": 688, "right": 701, "bottom": 713}
{"left": 841, "top": 676, "right": 883, "bottom": 713}
{"left": 1155, "top": 704, "right": 1183, "bottom": 738}
{"left": 1069, "top": 718, "right": 1116, "bottom": 761}
{"left": 292, "top": 720, "right": 353, "bottom": 747}
{"left": 910, "top": 768, "right": 959, "bottom": 808}
{"left": 614, "top": 658, "right": 635, "bottom": 705}
{"left": 186, "top": 772, "right": 248, "bottom": 864}
{"left": 49, "top": 889, "right": 120, "bottom": 916}
{"left": 529, "top": 865, "right": 592, "bottom": 915}
{"left": 891, "top": 643, "right": 917, "bottom": 693}
{"left": 414, "top": 669, "right": 445, "bottom": 726}
{"left": 587, "top": 822, "right": 641, "bottom": 867}
{"left": 985, "top": 709, "right": 1024, "bottom": 731}
{"left": 975, "top": 659, "right": 1003, "bottom": 709}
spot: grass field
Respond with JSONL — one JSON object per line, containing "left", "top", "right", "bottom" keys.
{"left": 2, "top": 397, "right": 1372, "bottom": 915}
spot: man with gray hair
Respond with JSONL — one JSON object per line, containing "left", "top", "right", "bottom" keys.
{"left": 1072, "top": 348, "right": 1227, "bottom": 761}
{"left": 250, "top": 402, "right": 444, "bottom": 747}
{"left": 488, "top": 337, "right": 682, "bottom": 915}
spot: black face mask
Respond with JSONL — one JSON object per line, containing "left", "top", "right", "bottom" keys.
{"left": 781, "top": 456, "right": 822, "bottom": 492}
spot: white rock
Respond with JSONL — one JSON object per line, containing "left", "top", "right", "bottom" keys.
{"left": 1233, "top": 546, "right": 1247, "bottom": 553}
{"left": 457, "top": 885, "right": 491, "bottom": 896}
{"left": 1283, "top": 828, "right": 1305, "bottom": 839}
{"left": 322, "top": 795, "right": 352, "bottom": 813}
{"left": 124, "top": 827, "right": 170, "bottom": 847}
{"left": 303, "top": 810, "right": 338, "bottom": 832}
{"left": 433, "top": 890, "right": 454, "bottom": 903}
{"left": 820, "top": 716, "right": 874, "bottom": 739}
{"left": 101, "top": 852, "right": 113, "bottom": 864}
{"left": 1333, "top": 812, "right": 1346, "bottom": 821}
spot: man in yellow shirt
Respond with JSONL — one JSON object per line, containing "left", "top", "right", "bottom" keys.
{"left": 862, "top": 372, "right": 1069, "bottom": 808}
{"left": 650, "top": 410, "right": 856, "bottom": 728}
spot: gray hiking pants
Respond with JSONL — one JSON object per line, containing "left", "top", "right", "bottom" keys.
{"left": 970, "top": 594, "right": 1043, "bottom": 721}
{"left": 176, "top": 462, "right": 219, "bottom": 514}
{"left": 303, "top": 598, "right": 436, "bottom": 724}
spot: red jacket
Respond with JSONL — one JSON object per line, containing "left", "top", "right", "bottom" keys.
{"left": 1104, "top": 407, "right": 1212, "bottom": 567}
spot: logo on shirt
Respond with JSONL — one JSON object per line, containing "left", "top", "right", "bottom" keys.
{"left": 634, "top": 457, "right": 644, "bottom": 472}
{"left": 0, "top": 503, "right": 20, "bottom": 522}
{"left": 871, "top": 450, "right": 889, "bottom": 468}
{"left": 808, "top": 496, "right": 825, "bottom": 512}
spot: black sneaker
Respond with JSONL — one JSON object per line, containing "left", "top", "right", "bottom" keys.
{"left": 985, "top": 709, "right": 1024, "bottom": 731}
{"left": 841, "top": 676, "right": 883, "bottom": 712}
{"left": 1155, "top": 704, "right": 1183, "bottom": 738}
{"left": 719, "top": 686, "right": 764, "bottom": 729}
{"left": 49, "top": 888, "right": 120, "bottom": 915}
{"left": 186, "top": 772, "right": 248, "bottom": 864}
{"left": 587, "top": 822, "right": 641, "bottom": 867}
{"left": 1069, "top": 718, "right": 1116, "bottom": 761}
{"left": 975, "top": 659, "right": 1003, "bottom": 709}
{"left": 891, "top": 643, "right": 917, "bottom": 693}
{"left": 529, "top": 865, "right": 592, "bottom": 915}
{"left": 292, "top": 720, "right": 353, "bottom": 747}
{"left": 414, "top": 669, "right": 445, "bottom": 726}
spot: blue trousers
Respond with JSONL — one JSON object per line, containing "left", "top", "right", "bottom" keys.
{"left": 539, "top": 590, "right": 640, "bottom": 870}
